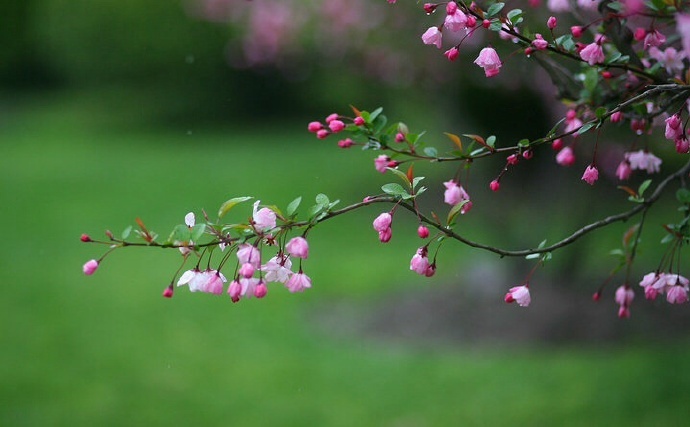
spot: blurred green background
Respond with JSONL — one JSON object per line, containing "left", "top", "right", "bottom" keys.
{"left": 2, "top": 1, "right": 690, "bottom": 426}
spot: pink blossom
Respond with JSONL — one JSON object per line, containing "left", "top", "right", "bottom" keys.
{"left": 625, "top": 150, "right": 662, "bottom": 174}
{"left": 237, "top": 243, "right": 261, "bottom": 268}
{"left": 254, "top": 281, "right": 268, "bottom": 298}
{"left": 262, "top": 255, "right": 293, "bottom": 283}
{"left": 504, "top": 285, "right": 531, "bottom": 307}
{"left": 285, "top": 272, "right": 312, "bottom": 293}
{"left": 579, "top": 40, "right": 605, "bottom": 65}
{"left": 665, "top": 114, "right": 683, "bottom": 140}
{"left": 547, "top": 0, "right": 570, "bottom": 12}
{"left": 239, "top": 263, "right": 255, "bottom": 278}
{"left": 644, "top": 29, "right": 666, "bottom": 49}
{"left": 570, "top": 26, "right": 583, "bottom": 38}
{"left": 338, "top": 138, "right": 354, "bottom": 148}
{"left": 676, "top": 137, "right": 690, "bottom": 153}
{"left": 410, "top": 248, "right": 430, "bottom": 275}
{"left": 564, "top": 110, "right": 583, "bottom": 134}
{"left": 649, "top": 47, "right": 686, "bottom": 75}
{"left": 474, "top": 47, "right": 502, "bottom": 77}
{"left": 204, "top": 271, "right": 226, "bottom": 295}
{"left": 616, "top": 160, "right": 632, "bottom": 180}
{"left": 581, "top": 165, "right": 599, "bottom": 185}
{"left": 228, "top": 280, "right": 242, "bottom": 302}
{"left": 444, "top": 9, "right": 468, "bottom": 32}
{"left": 677, "top": 14, "right": 690, "bottom": 59}
{"left": 615, "top": 285, "right": 635, "bottom": 307}
{"left": 316, "top": 129, "right": 329, "bottom": 139}
{"left": 610, "top": 111, "right": 623, "bottom": 123}
{"left": 532, "top": 34, "right": 548, "bottom": 50}
{"left": 286, "top": 236, "right": 309, "bottom": 259}
{"left": 373, "top": 212, "right": 392, "bottom": 232}
{"left": 378, "top": 228, "right": 392, "bottom": 243}
{"left": 83, "top": 259, "right": 99, "bottom": 275}
{"left": 443, "top": 180, "right": 471, "bottom": 213}
{"left": 375, "top": 155, "right": 390, "bottom": 173}
{"left": 666, "top": 285, "right": 689, "bottom": 304}
{"left": 253, "top": 200, "right": 277, "bottom": 231}
{"left": 325, "top": 113, "right": 339, "bottom": 124}
{"left": 240, "top": 277, "right": 260, "bottom": 298}
{"left": 421, "top": 26, "right": 443, "bottom": 49}
{"left": 353, "top": 116, "right": 365, "bottom": 126}
{"left": 446, "top": 1, "right": 457, "bottom": 14}
{"left": 555, "top": 146, "right": 575, "bottom": 166}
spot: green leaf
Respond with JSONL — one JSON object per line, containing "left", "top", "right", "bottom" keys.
{"left": 487, "top": 2, "right": 505, "bottom": 17}
{"left": 387, "top": 167, "right": 411, "bottom": 187}
{"left": 584, "top": 67, "right": 599, "bottom": 93}
{"left": 369, "top": 107, "right": 383, "bottom": 123}
{"left": 423, "top": 147, "right": 438, "bottom": 157}
{"left": 638, "top": 179, "right": 652, "bottom": 197}
{"left": 287, "top": 196, "right": 302, "bottom": 216}
{"left": 676, "top": 188, "right": 690, "bottom": 204}
{"left": 191, "top": 224, "right": 206, "bottom": 241}
{"left": 595, "top": 107, "right": 607, "bottom": 120}
{"left": 168, "top": 224, "right": 191, "bottom": 243}
{"left": 576, "top": 122, "right": 595, "bottom": 135}
{"left": 218, "top": 196, "right": 252, "bottom": 219}
{"left": 315, "top": 193, "right": 330, "bottom": 206}
{"left": 507, "top": 8, "right": 523, "bottom": 24}
{"left": 121, "top": 225, "right": 132, "bottom": 240}
{"left": 446, "top": 200, "right": 469, "bottom": 225}
{"left": 381, "top": 183, "right": 409, "bottom": 197}
{"left": 486, "top": 135, "right": 497, "bottom": 148}
{"left": 517, "top": 138, "right": 530, "bottom": 148}
{"left": 412, "top": 176, "right": 425, "bottom": 190}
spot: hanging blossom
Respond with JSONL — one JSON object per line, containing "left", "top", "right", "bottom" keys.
{"left": 625, "top": 150, "right": 662, "bottom": 174}
{"left": 443, "top": 180, "right": 472, "bottom": 214}
{"left": 253, "top": 200, "right": 277, "bottom": 231}
{"left": 474, "top": 47, "right": 502, "bottom": 77}
{"left": 505, "top": 285, "right": 531, "bottom": 307}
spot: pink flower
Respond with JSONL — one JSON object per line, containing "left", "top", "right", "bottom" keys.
{"left": 254, "top": 281, "right": 268, "bottom": 298}
{"left": 570, "top": 26, "right": 583, "bottom": 38}
{"left": 237, "top": 243, "right": 261, "bottom": 268}
{"left": 285, "top": 272, "right": 312, "bottom": 293}
{"left": 610, "top": 111, "right": 623, "bottom": 123}
{"left": 443, "top": 180, "right": 472, "bottom": 213}
{"left": 338, "top": 138, "right": 354, "bottom": 148}
{"left": 615, "top": 285, "right": 635, "bottom": 307}
{"left": 547, "top": 16, "right": 557, "bottom": 30}
{"left": 262, "top": 254, "right": 293, "bottom": 283}
{"left": 239, "top": 263, "right": 255, "bottom": 278}
{"left": 644, "top": 29, "right": 666, "bottom": 49}
{"left": 581, "top": 165, "right": 599, "bottom": 185}
{"left": 564, "top": 109, "right": 583, "bottom": 134}
{"left": 325, "top": 113, "right": 339, "bottom": 124}
{"left": 474, "top": 47, "right": 502, "bottom": 77}
{"left": 286, "top": 236, "right": 309, "bottom": 259}
{"left": 579, "top": 40, "right": 605, "bottom": 65}
{"left": 410, "top": 248, "right": 430, "bottom": 275}
{"left": 204, "top": 271, "right": 226, "bottom": 295}
{"left": 316, "top": 129, "right": 329, "bottom": 139}
{"left": 228, "top": 280, "right": 242, "bottom": 302}
{"left": 354, "top": 116, "right": 365, "bottom": 126}
{"left": 421, "top": 26, "right": 443, "bottom": 49}
{"left": 532, "top": 34, "right": 548, "bottom": 50}
{"left": 375, "top": 155, "right": 390, "bottom": 173}
{"left": 373, "top": 212, "right": 392, "bottom": 232}
{"left": 649, "top": 47, "right": 686, "bottom": 75}
{"left": 253, "top": 200, "right": 277, "bottom": 231}
{"left": 177, "top": 269, "right": 202, "bottom": 291}
{"left": 616, "top": 160, "right": 632, "bottom": 180}
{"left": 667, "top": 285, "right": 689, "bottom": 304}
{"left": 676, "top": 137, "right": 690, "bottom": 153}
{"left": 665, "top": 114, "right": 683, "bottom": 140}
{"left": 444, "top": 9, "right": 468, "bottom": 32}
{"left": 504, "top": 285, "right": 531, "bottom": 307}
{"left": 378, "top": 228, "right": 392, "bottom": 243}
{"left": 625, "top": 150, "right": 661, "bottom": 174}
{"left": 240, "top": 277, "right": 260, "bottom": 298}
{"left": 83, "top": 259, "right": 99, "bottom": 275}
{"left": 555, "top": 146, "right": 575, "bottom": 166}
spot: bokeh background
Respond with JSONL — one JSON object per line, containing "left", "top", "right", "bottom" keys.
{"left": 2, "top": 1, "right": 690, "bottom": 425}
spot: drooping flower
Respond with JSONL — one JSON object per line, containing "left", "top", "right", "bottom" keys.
{"left": 239, "top": 263, "right": 256, "bottom": 278}
{"left": 262, "top": 254, "right": 293, "bottom": 283}
{"left": 417, "top": 225, "right": 430, "bottom": 239}
{"left": 421, "top": 26, "right": 443, "bottom": 48}
{"left": 444, "top": 9, "right": 467, "bottom": 32}
{"left": 410, "top": 247, "right": 430, "bottom": 275}
{"left": 579, "top": 37, "right": 606, "bottom": 65}
{"left": 286, "top": 236, "right": 309, "bottom": 259}
{"left": 616, "top": 160, "right": 632, "bottom": 180}
{"left": 555, "top": 146, "right": 575, "bottom": 166}
{"left": 237, "top": 243, "right": 261, "bottom": 268}
{"left": 665, "top": 114, "right": 683, "bottom": 140}
{"left": 474, "top": 47, "right": 502, "bottom": 77}
{"left": 581, "top": 165, "right": 599, "bottom": 185}
{"left": 240, "top": 277, "right": 260, "bottom": 298}
{"left": 625, "top": 150, "right": 662, "bottom": 174}
{"left": 373, "top": 212, "right": 392, "bottom": 232}
{"left": 666, "top": 285, "right": 689, "bottom": 304}
{"left": 644, "top": 29, "right": 666, "bottom": 49}
{"left": 374, "top": 155, "right": 390, "bottom": 173}
{"left": 443, "top": 180, "right": 471, "bottom": 213}
{"left": 204, "top": 271, "right": 227, "bottom": 295}
{"left": 285, "top": 272, "right": 312, "bottom": 293}
{"left": 444, "top": 47, "right": 459, "bottom": 61}
{"left": 648, "top": 47, "right": 686, "bottom": 75}
{"left": 504, "top": 285, "right": 531, "bottom": 307}
{"left": 253, "top": 200, "right": 277, "bottom": 231}
{"left": 83, "top": 259, "right": 99, "bottom": 275}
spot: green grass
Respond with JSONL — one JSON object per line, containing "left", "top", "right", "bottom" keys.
{"left": 2, "top": 95, "right": 690, "bottom": 426}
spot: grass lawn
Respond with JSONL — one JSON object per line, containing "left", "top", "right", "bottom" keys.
{"left": 2, "top": 94, "right": 690, "bottom": 426}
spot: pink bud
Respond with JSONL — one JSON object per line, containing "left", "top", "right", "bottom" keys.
{"left": 556, "top": 146, "right": 576, "bottom": 167}
{"left": 354, "top": 116, "right": 365, "bottom": 126}
{"left": 633, "top": 27, "right": 646, "bottom": 41}
{"left": 328, "top": 120, "right": 345, "bottom": 133}
{"left": 424, "top": 3, "right": 436, "bottom": 14}
{"left": 581, "top": 165, "right": 599, "bottom": 185}
{"left": 601, "top": 71, "right": 612, "bottom": 79}
{"left": 547, "top": 16, "right": 557, "bottom": 30}
{"left": 80, "top": 234, "right": 92, "bottom": 242}
{"left": 482, "top": 19, "right": 491, "bottom": 29}
{"left": 425, "top": 264, "right": 436, "bottom": 277}
{"left": 417, "top": 225, "right": 430, "bottom": 239}
{"left": 163, "top": 286, "right": 174, "bottom": 298}
{"left": 522, "top": 150, "right": 533, "bottom": 160}
{"left": 446, "top": 2, "right": 457, "bottom": 14}
{"left": 395, "top": 132, "right": 406, "bottom": 142}
{"left": 466, "top": 16, "right": 476, "bottom": 27}
{"left": 254, "top": 281, "right": 268, "bottom": 298}
{"left": 239, "top": 263, "right": 255, "bottom": 278}
{"left": 308, "top": 121, "right": 323, "bottom": 133}
{"left": 83, "top": 259, "right": 99, "bottom": 275}
{"left": 551, "top": 138, "right": 563, "bottom": 151}
{"left": 610, "top": 111, "right": 623, "bottom": 123}
{"left": 316, "top": 129, "right": 329, "bottom": 139}
{"left": 373, "top": 212, "right": 393, "bottom": 232}
{"left": 507, "top": 154, "right": 519, "bottom": 165}
{"left": 325, "top": 113, "right": 339, "bottom": 124}
{"left": 676, "top": 137, "right": 690, "bottom": 154}
{"left": 338, "top": 138, "right": 354, "bottom": 148}
{"left": 444, "top": 47, "right": 459, "bottom": 61}
{"left": 571, "top": 26, "right": 583, "bottom": 38}
{"left": 592, "top": 291, "right": 601, "bottom": 301}
{"left": 490, "top": 180, "right": 500, "bottom": 192}
{"left": 286, "top": 236, "right": 309, "bottom": 259}
{"left": 228, "top": 280, "right": 242, "bottom": 302}
{"left": 379, "top": 228, "right": 392, "bottom": 243}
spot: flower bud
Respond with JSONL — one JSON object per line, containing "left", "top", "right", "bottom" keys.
{"left": 254, "top": 281, "right": 268, "bottom": 298}
{"left": 308, "top": 121, "right": 323, "bottom": 133}
{"left": 571, "top": 26, "right": 583, "bottom": 38}
{"left": 286, "top": 236, "right": 309, "bottom": 259}
{"left": 354, "top": 116, "right": 365, "bottom": 126}
{"left": 316, "top": 129, "right": 329, "bottom": 139}
{"left": 444, "top": 47, "right": 459, "bottom": 61}
{"left": 551, "top": 138, "right": 563, "bottom": 151}
{"left": 325, "top": 113, "right": 339, "bottom": 124}
{"left": 417, "top": 225, "right": 430, "bottom": 239}
{"left": 83, "top": 259, "right": 99, "bottom": 275}
{"left": 239, "top": 263, "right": 255, "bottom": 278}
{"left": 379, "top": 228, "right": 392, "bottom": 243}
{"left": 395, "top": 132, "right": 406, "bottom": 142}
{"left": 163, "top": 286, "right": 174, "bottom": 298}
{"left": 80, "top": 234, "right": 92, "bottom": 242}
{"left": 610, "top": 111, "right": 623, "bottom": 123}
{"left": 547, "top": 16, "right": 557, "bottom": 30}
{"left": 338, "top": 138, "right": 354, "bottom": 148}
{"left": 423, "top": 3, "right": 437, "bottom": 14}
{"left": 328, "top": 120, "right": 345, "bottom": 133}
{"left": 490, "top": 180, "right": 500, "bottom": 192}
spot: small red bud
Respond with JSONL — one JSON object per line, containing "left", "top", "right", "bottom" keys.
{"left": 547, "top": 16, "right": 557, "bottom": 30}
{"left": 633, "top": 27, "right": 646, "bottom": 41}
{"left": 80, "top": 234, "right": 92, "bottom": 242}
{"left": 571, "top": 26, "right": 583, "bottom": 38}
{"left": 395, "top": 132, "right": 406, "bottom": 143}
{"left": 482, "top": 19, "right": 491, "bottom": 29}
{"left": 387, "top": 160, "right": 399, "bottom": 168}
{"left": 423, "top": 3, "right": 437, "bottom": 14}
{"left": 601, "top": 71, "right": 612, "bottom": 79}
{"left": 522, "top": 150, "right": 533, "bottom": 160}
{"left": 105, "top": 230, "right": 114, "bottom": 239}
{"left": 417, "top": 225, "right": 430, "bottom": 239}
{"left": 507, "top": 154, "right": 519, "bottom": 165}
{"left": 466, "top": 16, "right": 476, "bottom": 27}
{"left": 592, "top": 291, "right": 601, "bottom": 302}
{"left": 504, "top": 293, "right": 515, "bottom": 304}
{"left": 490, "top": 180, "right": 500, "bottom": 192}
{"left": 163, "top": 286, "right": 174, "bottom": 298}
{"left": 551, "top": 138, "right": 563, "bottom": 151}
{"left": 353, "top": 116, "right": 365, "bottom": 126}
{"left": 524, "top": 47, "right": 534, "bottom": 56}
